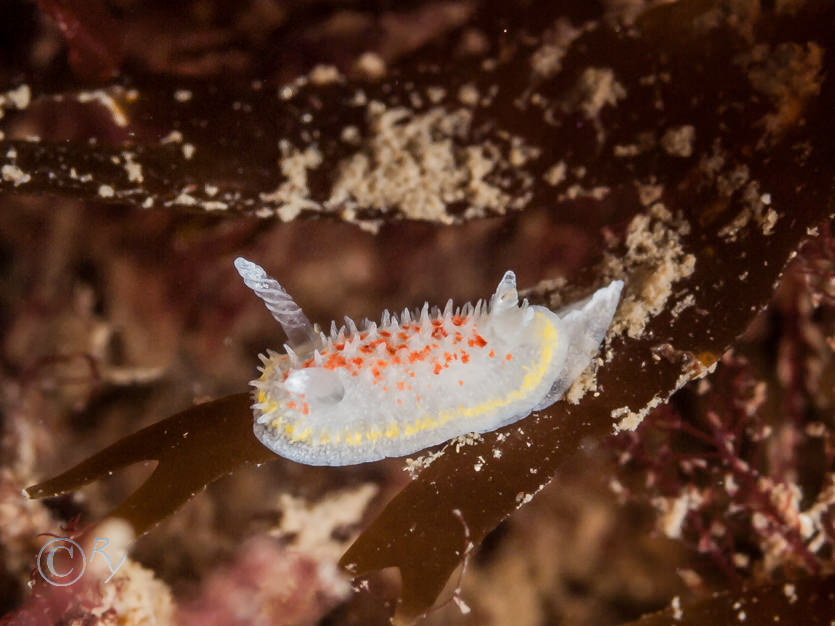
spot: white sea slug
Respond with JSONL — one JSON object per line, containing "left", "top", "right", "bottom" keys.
{"left": 235, "top": 257, "right": 623, "bottom": 466}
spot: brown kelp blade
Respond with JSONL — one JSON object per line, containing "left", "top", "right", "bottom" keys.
{"left": 25, "top": 393, "right": 277, "bottom": 536}
{"left": 621, "top": 575, "right": 835, "bottom": 626}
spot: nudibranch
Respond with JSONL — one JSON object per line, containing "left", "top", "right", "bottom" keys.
{"left": 235, "top": 257, "right": 623, "bottom": 466}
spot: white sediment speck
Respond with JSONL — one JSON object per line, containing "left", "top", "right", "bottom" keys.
{"left": 2, "top": 164, "right": 31, "bottom": 186}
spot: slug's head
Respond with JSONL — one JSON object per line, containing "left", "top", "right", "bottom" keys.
{"left": 283, "top": 367, "right": 345, "bottom": 405}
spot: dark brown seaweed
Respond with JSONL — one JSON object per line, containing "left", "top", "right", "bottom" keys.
{"left": 25, "top": 393, "right": 277, "bottom": 536}
{"left": 623, "top": 575, "right": 835, "bottom": 626}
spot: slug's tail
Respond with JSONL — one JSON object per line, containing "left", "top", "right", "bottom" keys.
{"left": 234, "top": 257, "right": 319, "bottom": 352}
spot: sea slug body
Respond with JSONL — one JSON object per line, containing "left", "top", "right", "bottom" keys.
{"left": 235, "top": 257, "right": 623, "bottom": 466}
